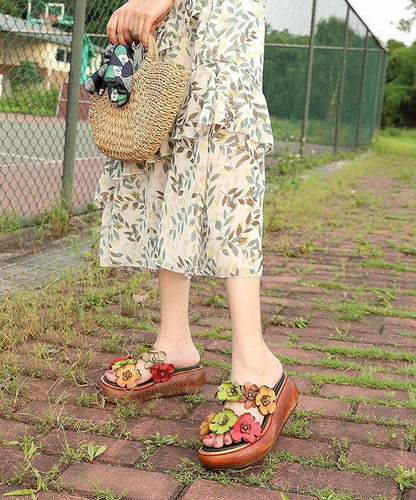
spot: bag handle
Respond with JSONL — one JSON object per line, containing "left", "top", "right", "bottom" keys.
{"left": 145, "top": 32, "right": 159, "bottom": 63}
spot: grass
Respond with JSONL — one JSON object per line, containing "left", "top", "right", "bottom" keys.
{"left": 0, "top": 128, "right": 415, "bottom": 497}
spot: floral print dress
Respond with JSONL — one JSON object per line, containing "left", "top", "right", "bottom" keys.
{"left": 93, "top": 0, "right": 274, "bottom": 279}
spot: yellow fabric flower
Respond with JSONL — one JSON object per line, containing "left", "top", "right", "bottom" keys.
{"left": 115, "top": 363, "right": 141, "bottom": 389}
{"left": 199, "top": 412, "right": 216, "bottom": 439}
{"left": 255, "top": 385, "right": 277, "bottom": 415}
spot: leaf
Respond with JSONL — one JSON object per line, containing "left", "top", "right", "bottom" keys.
{"left": 3, "top": 489, "right": 40, "bottom": 496}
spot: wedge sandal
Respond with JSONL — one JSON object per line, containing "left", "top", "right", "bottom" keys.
{"left": 98, "top": 349, "right": 206, "bottom": 403}
{"left": 198, "top": 371, "right": 298, "bottom": 470}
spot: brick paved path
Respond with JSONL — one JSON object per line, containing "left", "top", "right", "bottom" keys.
{"left": 0, "top": 151, "right": 415, "bottom": 499}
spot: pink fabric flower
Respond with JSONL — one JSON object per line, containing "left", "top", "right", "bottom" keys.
{"left": 230, "top": 413, "right": 262, "bottom": 444}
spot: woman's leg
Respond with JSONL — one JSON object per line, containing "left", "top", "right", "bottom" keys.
{"left": 203, "top": 276, "right": 283, "bottom": 447}
{"left": 135, "top": 268, "right": 200, "bottom": 382}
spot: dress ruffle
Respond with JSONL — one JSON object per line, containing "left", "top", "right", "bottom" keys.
{"left": 131, "top": 0, "right": 274, "bottom": 168}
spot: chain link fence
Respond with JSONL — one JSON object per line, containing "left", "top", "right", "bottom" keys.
{"left": 265, "top": 0, "right": 387, "bottom": 155}
{"left": 0, "top": 0, "right": 387, "bottom": 228}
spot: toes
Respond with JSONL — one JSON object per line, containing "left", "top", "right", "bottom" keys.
{"left": 223, "top": 431, "right": 232, "bottom": 445}
{"left": 213, "top": 433, "right": 224, "bottom": 448}
{"left": 203, "top": 433, "right": 215, "bottom": 447}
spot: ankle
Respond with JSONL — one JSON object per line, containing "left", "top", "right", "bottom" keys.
{"left": 231, "top": 347, "right": 282, "bottom": 386}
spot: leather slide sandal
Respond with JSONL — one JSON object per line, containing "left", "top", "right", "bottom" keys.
{"left": 198, "top": 371, "right": 298, "bottom": 470}
{"left": 98, "top": 349, "right": 206, "bottom": 403}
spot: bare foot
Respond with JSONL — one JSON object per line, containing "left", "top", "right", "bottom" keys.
{"left": 203, "top": 349, "right": 283, "bottom": 448}
{"left": 134, "top": 339, "right": 200, "bottom": 384}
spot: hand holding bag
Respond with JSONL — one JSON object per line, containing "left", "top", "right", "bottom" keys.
{"left": 88, "top": 32, "right": 189, "bottom": 163}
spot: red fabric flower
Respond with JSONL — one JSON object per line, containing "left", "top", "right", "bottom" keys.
{"left": 109, "top": 356, "right": 134, "bottom": 369}
{"left": 230, "top": 413, "right": 262, "bottom": 444}
{"left": 150, "top": 363, "right": 175, "bottom": 382}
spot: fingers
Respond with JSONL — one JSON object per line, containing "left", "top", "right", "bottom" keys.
{"left": 140, "top": 13, "right": 155, "bottom": 47}
{"left": 120, "top": 9, "right": 134, "bottom": 46}
{"left": 106, "top": 10, "right": 119, "bottom": 45}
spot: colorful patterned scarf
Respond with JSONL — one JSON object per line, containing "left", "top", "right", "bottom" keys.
{"left": 84, "top": 42, "right": 146, "bottom": 107}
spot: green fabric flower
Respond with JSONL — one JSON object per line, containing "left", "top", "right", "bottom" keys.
{"left": 208, "top": 408, "right": 238, "bottom": 434}
{"left": 216, "top": 381, "right": 242, "bottom": 402}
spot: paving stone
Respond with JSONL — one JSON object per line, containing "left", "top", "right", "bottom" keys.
{"left": 356, "top": 401, "right": 416, "bottom": 424}
{"left": 296, "top": 394, "right": 352, "bottom": 417}
{"left": 308, "top": 417, "right": 407, "bottom": 449}
{"left": 273, "top": 435, "right": 339, "bottom": 460}
{"left": 0, "top": 418, "right": 38, "bottom": 441}
{"left": 127, "top": 416, "right": 199, "bottom": 442}
{"left": 271, "top": 462, "right": 399, "bottom": 499}
{"left": 146, "top": 444, "right": 198, "bottom": 472}
{"left": 60, "top": 462, "right": 180, "bottom": 499}
{"left": 40, "top": 429, "right": 144, "bottom": 466}
{"left": 182, "top": 479, "right": 315, "bottom": 499}
{"left": 319, "top": 383, "right": 409, "bottom": 402}
{"left": 347, "top": 442, "right": 416, "bottom": 470}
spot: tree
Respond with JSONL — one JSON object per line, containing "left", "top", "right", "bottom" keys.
{"left": 382, "top": 40, "right": 416, "bottom": 127}
{"left": 398, "top": 0, "right": 416, "bottom": 33}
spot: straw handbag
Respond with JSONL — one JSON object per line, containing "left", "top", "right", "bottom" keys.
{"left": 88, "top": 32, "right": 189, "bottom": 163}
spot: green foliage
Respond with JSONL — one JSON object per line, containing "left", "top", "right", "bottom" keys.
{"left": 382, "top": 40, "right": 416, "bottom": 127}
{"left": 10, "top": 61, "right": 43, "bottom": 91}
{"left": 0, "top": 87, "right": 59, "bottom": 117}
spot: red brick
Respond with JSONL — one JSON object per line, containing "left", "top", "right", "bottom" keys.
{"left": 287, "top": 376, "right": 311, "bottom": 394}
{"left": 127, "top": 416, "right": 198, "bottom": 442}
{"left": 15, "top": 400, "right": 116, "bottom": 426}
{"left": 146, "top": 445, "right": 198, "bottom": 472}
{"left": 40, "top": 429, "right": 143, "bottom": 466}
{"left": 0, "top": 418, "right": 38, "bottom": 441}
{"left": 348, "top": 443, "right": 416, "bottom": 470}
{"left": 308, "top": 417, "right": 407, "bottom": 449}
{"left": 356, "top": 401, "right": 416, "bottom": 424}
{"left": 0, "top": 446, "right": 58, "bottom": 480}
{"left": 269, "top": 345, "right": 324, "bottom": 361}
{"left": 271, "top": 462, "right": 398, "bottom": 498}
{"left": 199, "top": 383, "right": 219, "bottom": 401}
{"left": 319, "top": 383, "right": 408, "bottom": 402}
{"left": 188, "top": 403, "right": 216, "bottom": 423}
{"left": 404, "top": 488, "right": 416, "bottom": 500}
{"left": 273, "top": 435, "right": 339, "bottom": 460}
{"left": 297, "top": 395, "right": 352, "bottom": 417}
{"left": 60, "top": 462, "right": 179, "bottom": 499}
{"left": 281, "top": 363, "right": 360, "bottom": 379}
{"left": 182, "top": 478, "right": 315, "bottom": 499}
{"left": 37, "top": 494, "right": 89, "bottom": 500}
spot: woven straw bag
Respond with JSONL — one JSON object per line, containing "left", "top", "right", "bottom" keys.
{"left": 89, "top": 32, "right": 189, "bottom": 163}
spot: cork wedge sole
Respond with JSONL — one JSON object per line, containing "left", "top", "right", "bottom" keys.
{"left": 98, "top": 364, "right": 206, "bottom": 403}
{"left": 198, "top": 372, "right": 298, "bottom": 470}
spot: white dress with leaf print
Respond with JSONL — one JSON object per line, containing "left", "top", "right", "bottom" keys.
{"left": 92, "top": 0, "right": 275, "bottom": 279}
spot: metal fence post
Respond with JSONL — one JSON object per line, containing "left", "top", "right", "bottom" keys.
{"left": 355, "top": 28, "right": 369, "bottom": 148}
{"left": 61, "top": 0, "right": 87, "bottom": 214}
{"left": 334, "top": 5, "right": 350, "bottom": 153}
{"left": 370, "top": 49, "right": 382, "bottom": 140}
{"left": 300, "top": 0, "right": 317, "bottom": 156}
{"left": 377, "top": 51, "right": 388, "bottom": 129}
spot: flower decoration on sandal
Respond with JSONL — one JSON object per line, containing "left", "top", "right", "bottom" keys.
{"left": 215, "top": 381, "right": 243, "bottom": 402}
{"left": 200, "top": 412, "right": 216, "bottom": 439}
{"left": 150, "top": 363, "right": 175, "bottom": 382}
{"left": 141, "top": 350, "right": 167, "bottom": 369}
{"left": 208, "top": 408, "right": 238, "bottom": 434}
{"left": 230, "top": 413, "right": 261, "bottom": 443}
{"left": 239, "top": 382, "right": 260, "bottom": 409}
{"left": 105, "top": 356, "right": 141, "bottom": 389}
{"left": 201, "top": 380, "right": 281, "bottom": 447}
{"left": 255, "top": 385, "right": 277, "bottom": 415}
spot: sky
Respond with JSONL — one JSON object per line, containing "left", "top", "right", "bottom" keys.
{"left": 266, "top": 0, "right": 416, "bottom": 47}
